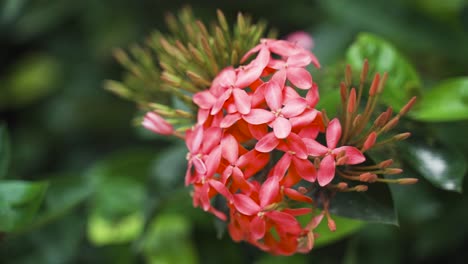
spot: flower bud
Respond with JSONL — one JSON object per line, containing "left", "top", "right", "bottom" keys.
{"left": 142, "top": 112, "right": 174, "bottom": 135}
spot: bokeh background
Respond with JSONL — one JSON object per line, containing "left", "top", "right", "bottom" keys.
{"left": 1, "top": 0, "right": 468, "bottom": 263}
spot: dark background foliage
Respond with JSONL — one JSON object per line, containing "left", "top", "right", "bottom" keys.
{"left": 1, "top": 0, "right": 467, "bottom": 263}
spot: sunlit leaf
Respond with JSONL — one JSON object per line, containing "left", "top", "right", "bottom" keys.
{"left": 88, "top": 211, "right": 144, "bottom": 246}
{"left": 0, "top": 180, "right": 48, "bottom": 232}
{"left": 0, "top": 124, "right": 10, "bottom": 179}
{"left": 314, "top": 215, "right": 365, "bottom": 248}
{"left": 410, "top": 78, "right": 468, "bottom": 122}
{"left": 399, "top": 140, "right": 466, "bottom": 192}
{"left": 346, "top": 33, "right": 421, "bottom": 110}
{"left": 328, "top": 181, "right": 397, "bottom": 225}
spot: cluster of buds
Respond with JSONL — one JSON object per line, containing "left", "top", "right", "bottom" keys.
{"left": 141, "top": 37, "right": 417, "bottom": 255}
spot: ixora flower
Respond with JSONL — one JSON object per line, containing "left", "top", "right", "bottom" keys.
{"left": 109, "top": 8, "right": 418, "bottom": 256}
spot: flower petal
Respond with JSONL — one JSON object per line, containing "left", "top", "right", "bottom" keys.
{"left": 282, "top": 98, "right": 307, "bottom": 118}
{"left": 265, "top": 80, "right": 283, "bottom": 111}
{"left": 326, "top": 118, "right": 342, "bottom": 149}
{"left": 233, "top": 88, "right": 252, "bottom": 115}
{"left": 250, "top": 216, "right": 266, "bottom": 240}
{"left": 192, "top": 156, "right": 207, "bottom": 174}
{"left": 193, "top": 90, "right": 216, "bottom": 109}
{"left": 259, "top": 176, "right": 280, "bottom": 208}
{"left": 286, "top": 133, "right": 308, "bottom": 159}
{"left": 292, "top": 157, "right": 316, "bottom": 182}
{"left": 142, "top": 112, "right": 174, "bottom": 135}
{"left": 334, "top": 146, "right": 366, "bottom": 165}
{"left": 232, "top": 194, "right": 261, "bottom": 215}
{"left": 190, "top": 125, "right": 204, "bottom": 153}
{"left": 287, "top": 67, "right": 312, "bottom": 89}
{"left": 272, "top": 117, "right": 292, "bottom": 139}
{"left": 211, "top": 89, "right": 231, "bottom": 115}
{"left": 255, "top": 132, "right": 279, "bottom": 153}
{"left": 221, "top": 134, "right": 239, "bottom": 164}
{"left": 220, "top": 113, "right": 242, "bottom": 128}
{"left": 317, "top": 155, "right": 336, "bottom": 186}
{"left": 302, "top": 138, "right": 328, "bottom": 156}
{"left": 243, "top": 109, "right": 275, "bottom": 125}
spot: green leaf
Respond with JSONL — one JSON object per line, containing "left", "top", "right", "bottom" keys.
{"left": 85, "top": 149, "right": 155, "bottom": 245}
{"left": 0, "top": 180, "right": 48, "bottom": 232}
{"left": 346, "top": 33, "right": 421, "bottom": 110}
{"left": 410, "top": 78, "right": 468, "bottom": 122}
{"left": 399, "top": 140, "right": 466, "bottom": 192}
{"left": 140, "top": 214, "right": 198, "bottom": 264}
{"left": 88, "top": 211, "right": 145, "bottom": 246}
{"left": 314, "top": 215, "right": 365, "bottom": 248}
{"left": 0, "top": 124, "right": 10, "bottom": 179}
{"left": 328, "top": 181, "right": 398, "bottom": 225}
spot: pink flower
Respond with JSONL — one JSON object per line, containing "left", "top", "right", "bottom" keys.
{"left": 284, "top": 31, "right": 315, "bottom": 50}
{"left": 303, "top": 118, "right": 366, "bottom": 186}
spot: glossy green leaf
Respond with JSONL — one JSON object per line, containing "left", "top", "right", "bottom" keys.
{"left": 0, "top": 125, "right": 10, "bottom": 179}
{"left": 0, "top": 180, "right": 48, "bottom": 232}
{"left": 399, "top": 140, "right": 466, "bottom": 192}
{"left": 410, "top": 78, "right": 468, "bottom": 122}
{"left": 140, "top": 214, "right": 198, "bottom": 264}
{"left": 329, "top": 181, "right": 398, "bottom": 225}
{"left": 314, "top": 215, "right": 365, "bottom": 248}
{"left": 346, "top": 33, "right": 421, "bottom": 110}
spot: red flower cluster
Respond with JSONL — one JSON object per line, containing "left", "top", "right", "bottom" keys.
{"left": 143, "top": 39, "right": 368, "bottom": 255}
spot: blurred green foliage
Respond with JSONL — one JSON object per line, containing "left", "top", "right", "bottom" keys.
{"left": 1, "top": 0, "right": 468, "bottom": 263}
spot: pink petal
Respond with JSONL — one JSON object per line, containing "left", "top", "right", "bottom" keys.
{"left": 216, "top": 67, "right": 236, "bottom": 87}
{"left": 240, "top": 43, "right": 262, "bottom": 63}
{"left": 220, "top": 113, "right": 242, "bottom": 128}
{"left": 192, "top": 156, "right": 207, "bottom": 174}
{"left": 221, "top": 134, "right": 239, "bottom": 164}
{"left": 272, "top": 154, "right": 292, "bottom": 179}
{"left": 326, "top": 118, "right": 342, "bottom": 149}
{"left": 289, "top": 109, "right": 318, "bottom": 128}
{"left": 287, "top": 53, "right": 312, "bottom": 67}
{"left": 259, "top": 176, "right": 280, "bottom": 208}
{"left": 250, "top": 216, "right": 266, "bottom": 240}
{"left": 265, "top": 80, "right": 283, "bottom": 111}
{"left": 243, "top": 109, "right": 275, "bottom": 125}
{"left": 204, "top": 146, "right": 221, "bottom": 176}
{"left": 282, "top": 98, "right": 307, "bottom": 118}
{"left": 285, "top": 31, "right": 314, "bottom": 50}
{"left": 334, "top": 146, "right": 366, "bottom": 165}
{"left": 197, "top": 109, "right": 210, "bottom": 125}
{"left": 317, "top": 155, "right": 336, "bottom": 186}
{"left": 267, "top": 211, "right": 301, "bottom": 234}
{"left": 271, "top": 69, "right": 287, "bottom": 89}
{"left": 287, "top": 67, "right": 312, "bottom": 89}
{"left": 292, "top": 157, "right": 316, "bottom": 182}
{"left": 306, "top": 83, "right": 319, "bottom": 107}
{"left": 202, "top": 127, "right": 222, "bottom": 153}
{"left": 272, "top": 117, "right": 292, "bottom": 139}
{"left": 255, "top": 132, "right": 280, "bottom": 153}
{"left": 209, "top": 179, "right": 232, "bottom": 201}
{"left": 210, "top": 89, "right": 231, "bottom": 115}
{"left": 283, "top": 86, "right": 301, "bottom": 103}
{"left": 268, "top": 40, "right": 298, "bottom": 56}
{"left": 302, "top": 138, "right": 329, "bottom": 156}
{"left": 232, "top": 194, "right": 261, "bottom": 215}
{"left": 286, "top": 133, "right": 308, "bottom": 159}
{"left": 190, "top": 125, "right": 204, "bottom": 153}
{"left": 193, "top": 90, "right": 216, "bottom": 109}
{"left": 232, "top": 88, "right": 251, "bottom": 115}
